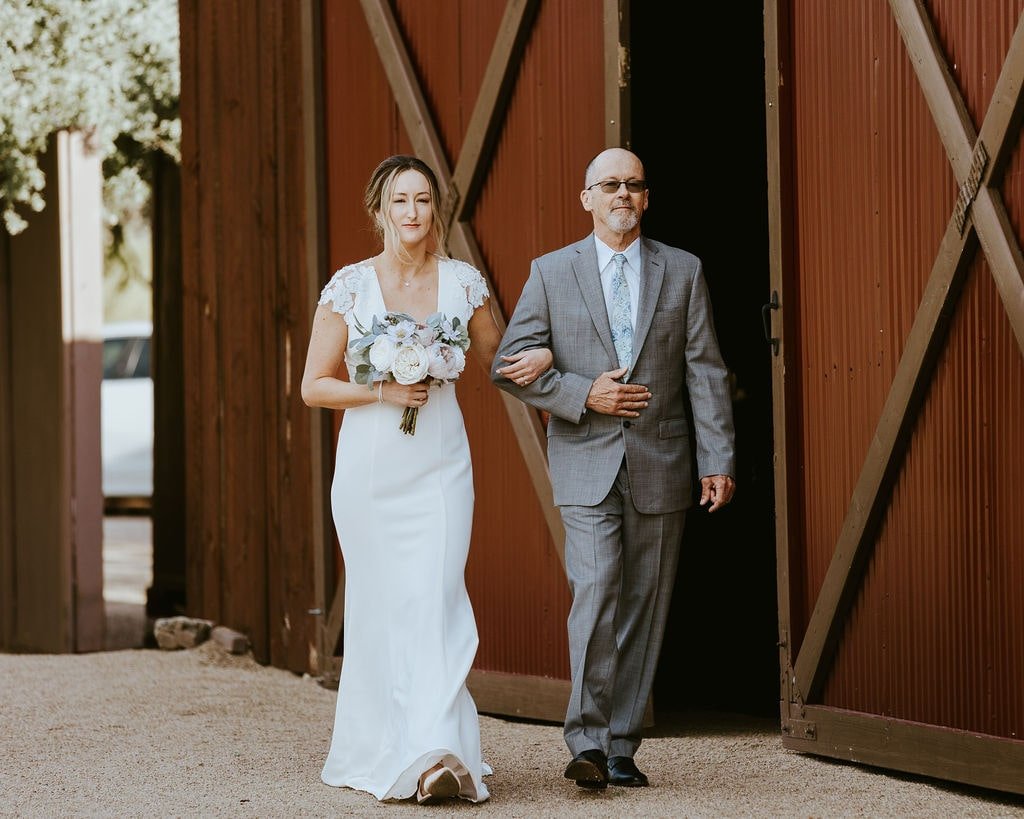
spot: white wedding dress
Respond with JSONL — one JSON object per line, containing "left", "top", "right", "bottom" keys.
{"left": 318, "top": 256, "right": 491, "bottom": 803}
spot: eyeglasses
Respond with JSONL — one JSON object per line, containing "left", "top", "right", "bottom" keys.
{"left": 585, "top": 179, "right": 648, "bottom": 194}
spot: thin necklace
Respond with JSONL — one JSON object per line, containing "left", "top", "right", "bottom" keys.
{"left": 398, "top": 255, "right": 429, "bottom": 288}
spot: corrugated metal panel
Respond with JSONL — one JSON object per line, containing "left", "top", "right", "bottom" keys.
{"left": 469, "top": 0, "right": 602, "bottom": 678}
{"left": 788, "top": 0, "right": 1024, "bottom": 738}
{"left": 322, "top": 2, "right": 401, "bottom": 271}
{"left": 993, "top": 16, "right": 1024, "bottom": 745}
{"left": 789, "top": 0, "right": 953, "bottom": 650}
{"left": 321, "top": 1, "right": 606, "bottom": 681}
{"left": 834, "top": 251, "right": 1024, "bottom": 736}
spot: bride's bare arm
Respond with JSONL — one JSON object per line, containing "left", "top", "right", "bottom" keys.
{"left": 468, "top": 300, "right": 552, "bottom": 384}
{"left": 301, "top": 305, "right": 371, "bottom": 409}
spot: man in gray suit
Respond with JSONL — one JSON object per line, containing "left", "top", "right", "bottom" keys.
{"left": 492, "top": 147, "right": 736, "bottom": 790}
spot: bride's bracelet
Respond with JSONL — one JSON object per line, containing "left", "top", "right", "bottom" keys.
{"left": 377, "top": 381, "right": 384, "bottom": 405}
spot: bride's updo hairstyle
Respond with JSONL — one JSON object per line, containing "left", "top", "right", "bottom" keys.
{"left": 364, "top": 155, "right": 448, "bottom": 264}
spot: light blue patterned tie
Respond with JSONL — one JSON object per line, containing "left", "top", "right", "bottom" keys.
{"left": 609, "top": 253, "right": 633, "bottom": 369}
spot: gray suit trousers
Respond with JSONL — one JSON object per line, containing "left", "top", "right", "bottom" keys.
{"left": 561, "top": 457, "right": 685, "bottom": 759}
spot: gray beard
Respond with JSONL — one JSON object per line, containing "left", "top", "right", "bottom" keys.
{"left": 607, "top": 208, "right": 639, "bottom": 233}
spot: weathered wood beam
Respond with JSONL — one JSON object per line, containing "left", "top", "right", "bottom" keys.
{"left": 891, "top": 0, "right": 1024, "bottom": 353}
{"left": 451, "top": 0, "right": 541, "bottom": 224}
{"left": 763, "top": 0, "right": 797, "bottom": 707}
{"left": 785, "top": 705, "right": 1024, "bottom": 797}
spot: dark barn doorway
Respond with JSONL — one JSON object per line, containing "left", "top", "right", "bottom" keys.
{"left": 631, "top": 4, "right": 778, "bottom": 718}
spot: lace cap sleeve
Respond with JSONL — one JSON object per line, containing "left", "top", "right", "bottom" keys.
{"left": 318, "top": 264, "right": 368, "bottom": 318}
{"left": 452, "top": 259, "right": 489, "bottom": 309}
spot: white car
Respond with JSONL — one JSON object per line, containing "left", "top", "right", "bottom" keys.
{"left": 102, "top": 321, "right": 153, "bottom": 500}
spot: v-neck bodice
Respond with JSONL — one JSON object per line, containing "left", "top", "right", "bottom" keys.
{"left": 370, "top": 259, "right": 440, "bottom": 323}
{"left": 317, "top": 255, "right": 491, "bottom": 380}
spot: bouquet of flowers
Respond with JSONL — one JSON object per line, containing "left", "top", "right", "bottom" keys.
{"left": 347, "top": 311, "right": 471, "bottom": 435}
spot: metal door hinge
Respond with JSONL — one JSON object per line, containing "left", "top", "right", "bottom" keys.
{"left": 782, "top": 717, "right": 817, "bottom": 740}
{"left": 762, "top": 290, "right": 780, "bottom": 355}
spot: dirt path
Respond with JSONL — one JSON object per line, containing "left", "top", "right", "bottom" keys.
{"left": 2, "top": 642, "right": 1023, "bottom": 818}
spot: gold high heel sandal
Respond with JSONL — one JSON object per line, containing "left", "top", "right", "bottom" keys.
{"left": 416, "top": 765, "right": 459, "bottom": 805}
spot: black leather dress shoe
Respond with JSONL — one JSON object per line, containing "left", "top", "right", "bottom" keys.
{"left": 564, "top": 749, "right": 609, "bottom": 789}
{"left": 608, "top": 755, "right": 649, "bottom": 787}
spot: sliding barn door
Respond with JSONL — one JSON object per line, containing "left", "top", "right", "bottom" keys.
{"left": 766, "top": 0, "right": 1024, "bottom": 795}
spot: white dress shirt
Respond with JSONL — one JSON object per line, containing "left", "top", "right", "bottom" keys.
{"left": 595, "top": 236, "right": 641, "bottom": 331}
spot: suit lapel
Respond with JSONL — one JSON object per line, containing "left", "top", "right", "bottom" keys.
{"left": 571, "top": 237, "right": 619, "bottom": 365}
{"left": 630, "top": 238, "right": 665, "bottom": 375}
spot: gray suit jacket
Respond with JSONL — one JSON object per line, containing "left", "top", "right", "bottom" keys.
{"left": 492, "top": 234, "right": 735, "bottom": 513}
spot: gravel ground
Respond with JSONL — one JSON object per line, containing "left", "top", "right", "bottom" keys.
{"left": 2, "top": 641, "right": 1023, "bottom": 818}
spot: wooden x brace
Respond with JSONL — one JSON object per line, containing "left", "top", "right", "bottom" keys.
{"left": 793, "top": 2, "right": 1024, "bottom": 705}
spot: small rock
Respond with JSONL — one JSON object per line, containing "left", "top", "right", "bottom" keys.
{"left": 211, "top": 625, "right": 249, "bottom": 655}
{"left": 153, "top": 616, "right": 213, "bottom": 650}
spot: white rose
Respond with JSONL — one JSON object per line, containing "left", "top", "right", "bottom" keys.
{"left": 426, "top": 344, "right": 466, "bottom": 381}
{"left": 415, "top": 324, "right": 435, "bottom": 346}
{"left": 392, "top": 343, "right": 430, "bottom": 384}
{"left": 369, "top": 335, "right": 397, "bottom": 372}
{"left": 426, "top": 343, "right": 448, "bottom": 380}
{"left": 445, "top": 345, "right": 466, "bottom": 380}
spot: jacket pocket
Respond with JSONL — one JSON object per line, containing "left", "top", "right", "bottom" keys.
{"left": 658, "top": 418, "right": 688, "bottom": 439}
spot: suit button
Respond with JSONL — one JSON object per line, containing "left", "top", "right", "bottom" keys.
{"left": 623, "top": 420, "right": 632, "bottom": 428}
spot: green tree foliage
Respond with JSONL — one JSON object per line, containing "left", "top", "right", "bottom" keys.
{"left": 0, "top": 0, "right": 179, "bottom": 235}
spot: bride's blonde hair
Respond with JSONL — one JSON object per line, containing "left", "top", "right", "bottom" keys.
{"left": 364, "top": 155, "right": 448, "bottom": 264}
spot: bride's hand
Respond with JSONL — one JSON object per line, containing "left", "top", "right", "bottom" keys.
{"left": 496, "top": 348, "right": 553, "bottom": 387}
{"left": 382, "top": 380, "right": 430, "bottom": 408}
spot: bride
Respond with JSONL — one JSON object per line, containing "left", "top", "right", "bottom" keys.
{"left": 301, "top": 155, "right": 549, "bottom": 805}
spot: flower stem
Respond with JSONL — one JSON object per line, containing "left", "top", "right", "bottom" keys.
{"left": 401, "top": 406, "right": 418, "bottom": 435}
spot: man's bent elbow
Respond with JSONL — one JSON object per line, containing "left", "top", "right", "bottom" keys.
{"left": 490, "top": 370, "right": 517, "bottom": 394}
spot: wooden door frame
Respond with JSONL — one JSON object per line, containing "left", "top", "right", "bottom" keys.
{"left": 308, "top": 0, "right": 632, "bottom": 720}
{"left": 0, "top": 222, "right": 13, "bottom": 648}
{"left": 766, "top": 0, "right": 1024, "bottom": 795}
{"left": 0, "top": 132, "right": 106, "bottom": 653}
{"left": 299, "top": 0, "right": 337, "bottom": 693}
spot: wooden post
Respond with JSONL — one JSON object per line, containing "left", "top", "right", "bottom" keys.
{"left": 149, "top": 152, "right": 186, "bottom": 618}
{"left": 179, "top": 1, "right": 322, "bottom": 668}
{"left": 0, "top": 222, "right": 13, "bottom": 646}
{"left": 2, "top": 131, "right": 105, "bottom": 651}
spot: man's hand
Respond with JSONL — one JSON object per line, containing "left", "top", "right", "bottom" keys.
{"left": 585, "top": 368, "right": 651, "bottom": 417}
{"left": 699, "top": 475, "right": 735, "bottom": 513}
